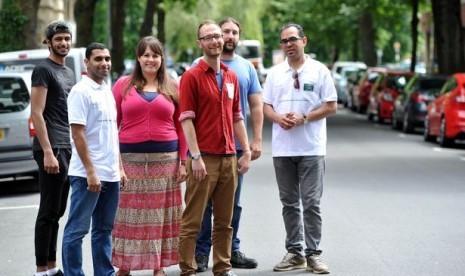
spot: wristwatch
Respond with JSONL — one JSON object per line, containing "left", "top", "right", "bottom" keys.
{"left": 191, "top": 153, "right": 202, "bottom": 160}
{"left": 302, "top": 113, "right": 308, "bottom": 125}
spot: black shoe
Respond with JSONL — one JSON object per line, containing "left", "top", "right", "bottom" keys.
{"left": 231, "top": 251, "right": 258, "bottom": 269}
{"left": 53, "top": 270, "right": 64, "bottom": 276}
{"left": 195, "top": 255, "right": 208, "bottom": 272}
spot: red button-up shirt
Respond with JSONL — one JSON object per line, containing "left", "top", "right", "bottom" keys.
{"left": 179, "top": 59, "right": 243, "bottom": 155}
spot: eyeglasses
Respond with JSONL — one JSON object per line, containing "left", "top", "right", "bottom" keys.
{"left": 293, "top": 71, "right": 300, "bottom": 90}
{"left": 199, "top": 34, "right": 223, "bottom": 42}
{"left": 280, "top": 36, "right": 302, "bottom": 45}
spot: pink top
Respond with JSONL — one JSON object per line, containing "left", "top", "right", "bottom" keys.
{"left": 113, "top": 76, "right": 187, "bottom": 161}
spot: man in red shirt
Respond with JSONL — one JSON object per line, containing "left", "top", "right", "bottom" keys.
{"left": 178, "top": 20, "right": 251, "bottom": 276}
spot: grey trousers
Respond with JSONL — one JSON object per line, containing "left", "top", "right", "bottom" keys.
{"left": 273, "top": 155, "right": 325, "bottom": 256}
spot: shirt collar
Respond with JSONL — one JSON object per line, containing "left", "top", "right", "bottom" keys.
{"left": 82, "top": 75, "right": 108, "bottom": 90}
{"left": 198, "top": 59, "right": 230, "bottom": 73}
{"left": 284, "top": 54, "right": 312, "bottom": 74}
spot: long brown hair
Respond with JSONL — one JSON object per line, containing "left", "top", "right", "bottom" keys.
{"left": 122, "top": 36, "right": 178, "bottom": 104}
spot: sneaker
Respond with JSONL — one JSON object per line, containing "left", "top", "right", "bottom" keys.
{"left": 306, "top": 254, "right": 330, "bottom": 274}
{"left": 231, "top": 251, "right": 258, "bottom": 269}
{"left": 217, "top": 271, "right": 237, "bottom": 276}
{"left": 273, "top": 252, "right": 306, "bottom": 272}
{"left": 195, "top": 255, "right": 209, "bottom": 272}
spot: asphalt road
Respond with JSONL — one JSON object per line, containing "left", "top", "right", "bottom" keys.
{"left": 1, "top": 107, "right": 465, "bottom": 276}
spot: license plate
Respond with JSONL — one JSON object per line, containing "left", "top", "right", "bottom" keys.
{"left": 0, "top": 129, "right": 4, "bottom": 141}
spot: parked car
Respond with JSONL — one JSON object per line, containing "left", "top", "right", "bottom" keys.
{"left": 352, "top": 67, "right": 385, "bottom": 114}
{"left": 366, "top": 70, "right": 414, "bottom": 123}
{"left": 331, "top": 61, "right": 367, "bottom": 104}
{"left": 345, "top": 68, "right": 367, "bottom": 111}
{"left": 0, "top": 48, "right": 88, "bottom": 82}
{"left": 0, "top": 68, "right": 37, "bottom": 179}
{"left": 424, "top": 73, "right": 465, "bottom": 147}
{"left": 392, "top": 74, "right": 447, "bottom": 133}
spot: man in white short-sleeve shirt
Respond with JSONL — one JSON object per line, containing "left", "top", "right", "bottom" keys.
{"left": 263, "top": 22, "right": 337, "bottom": 275}
{"left": 62, "top": 42, "right": 126, "bottom": 276}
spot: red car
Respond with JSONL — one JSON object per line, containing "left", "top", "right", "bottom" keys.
{"left": 424, "top": 73, "right": 465, "bottom": 147}
{"left": 367, "top": 70, "right": 414, "bottom": 123}
{"left": 352, "top": 67, "right": 385, "bottom": 114}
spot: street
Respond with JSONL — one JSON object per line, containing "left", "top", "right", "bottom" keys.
{"left": 1, "top": 107, "right": 465, "bottom": 276}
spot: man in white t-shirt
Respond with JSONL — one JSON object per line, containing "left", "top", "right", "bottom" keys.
{"left": 62, "top": 42, "right": 127, "bottom": 276}
{"left": 263, "top": 23, "right": 337, "bottom": 275}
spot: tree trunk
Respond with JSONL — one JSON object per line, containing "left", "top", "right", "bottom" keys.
{"left": 157, "top": 8, "right": 165, "bottom": 45}
{"left": 432, "top": 0, "right": 465, "bottom": 74}
{"left": 358, "top": 10, "right": 377, "bottom": 67}
{"left": 140, "top": 0, "right": 158, "bottom": 37}
{"left": 17, "top": 0, "right": 41, "bottom": 49}
{"left": 110, "top": 0, "right": 127, "bottom": 78}
{"left": 410, "top": 0, "right": 419, "bottom": 73}
{"left": 74, "top": 0, "right": 98, "bottom": 47}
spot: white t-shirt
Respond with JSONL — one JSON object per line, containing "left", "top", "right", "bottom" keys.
{"left": 263, "top": 55, "right": 337, "bottom": 157}
{"left": 67, "top": 76, "right": 120, "bottom": 182}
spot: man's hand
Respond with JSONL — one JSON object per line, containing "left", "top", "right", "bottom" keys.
{"left": 238, "top": 150, "right": 251, "bottom": 174}
{"left": 44, "top": 151, "right": 60, "bottom": 174}
{"left": 192, "top": 158, "right": 207, "bottom": 181}
{"left": 249, "top": 141, "right": 262, "bottom": 161}
{"left": 86, "top": 171, "right": 101, "bottom": 193}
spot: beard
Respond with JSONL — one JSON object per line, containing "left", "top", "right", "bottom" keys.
{"left": 222, "top": 41, "right": 237, "bottom": 54}
{"left": 51, "top": 44, "right": 69, "bottom": 57}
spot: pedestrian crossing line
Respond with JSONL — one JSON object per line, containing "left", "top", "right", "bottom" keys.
{"left": 0, "top": 205, "right": 38, "bottom": 211}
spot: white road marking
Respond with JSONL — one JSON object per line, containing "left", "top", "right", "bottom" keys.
{"left": 0, "top": 205, "right": 38, "bottom": 211}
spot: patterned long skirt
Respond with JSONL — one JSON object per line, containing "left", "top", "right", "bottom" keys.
{"left": 112, "top": 152, "right": 183, "bottom": 270}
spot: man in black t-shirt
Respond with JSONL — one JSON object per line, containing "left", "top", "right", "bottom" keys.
{"left": 30, "top": 20, "right": 75, "bottom": 276}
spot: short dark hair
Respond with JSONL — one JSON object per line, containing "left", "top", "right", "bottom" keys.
{"left": 85, "top": 42, "right": 107, "bottom": 59}
{"left": 197, "top": 19, "right": 219, "bottom": 38}
{"left": 281, "top": 23, "right": 305, "bottom": 37}
{"left": 219, "top": 17, "right": 241, "bottom": 34}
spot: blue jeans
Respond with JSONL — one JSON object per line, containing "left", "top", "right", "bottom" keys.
{"left": 195, "top": 153, "right": 243, "bottom": 256}
{"left": 62, "top": 176, "right": 120, "bottom": 276}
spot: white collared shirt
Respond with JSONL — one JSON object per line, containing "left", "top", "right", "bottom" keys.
{"left": 263, "top": 55, "right": 337, "bottom": 157}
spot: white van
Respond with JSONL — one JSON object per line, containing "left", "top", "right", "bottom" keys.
{"left": 235, "top": 40, "right": 267, "bottom": 84}
{"left": 0, "top": 68, "right": 37, "bottom": 179}
{"left": 0, "top": 48, "right": 88, "bottom": 82}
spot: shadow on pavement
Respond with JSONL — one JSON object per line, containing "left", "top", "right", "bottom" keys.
{"left": 0, "top": 177, "right": 39, "bottom": 196}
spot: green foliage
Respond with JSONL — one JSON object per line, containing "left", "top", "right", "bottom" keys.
{"left": 0, "top": 1, "right": 28, "bottom": 52}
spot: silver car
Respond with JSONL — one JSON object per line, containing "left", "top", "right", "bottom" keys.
{"left": 0, "top": 69, "right": 37, "bottom": 179}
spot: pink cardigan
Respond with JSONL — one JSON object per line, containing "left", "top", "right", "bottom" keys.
{"left": 112, "top": 76, "right": 187, "bottom": 161}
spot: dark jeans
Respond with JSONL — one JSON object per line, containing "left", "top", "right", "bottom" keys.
{"left": 33, "top": 148, "right": 71, "bottom": 266}
{"left": 195, "top": 152, "right": 243, "bottom": 256}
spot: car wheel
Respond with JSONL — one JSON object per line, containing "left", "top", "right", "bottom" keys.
{"left": 402, "top": 112, "right": 413, "bottom": 133}
{"left": 391, "top": 110, "right": 401, "bottom": 130}
{"left": 367, "top": 109, "right": 374, "bottom": 121}
{"left": 438, "top": 117, "right": 454, "bottom": 147}
{"left": 423, "top": 116, "right": 435, "bottom": 142}
{"left": 377, "top": 108, "right": 384, "bottom": 124}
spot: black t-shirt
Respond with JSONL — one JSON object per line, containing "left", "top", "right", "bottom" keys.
{"left": 31, "top": 58, "right": 75, "bottom": 151}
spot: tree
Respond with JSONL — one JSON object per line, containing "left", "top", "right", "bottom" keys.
{"left": 18, "top": 0, "right": 41, "bottom": 49}
{"left": 74, "top": 0, "right": 99, "bottom": 47}
{"left": 0, "top": 0, "right": 30, "bottom": 51}
{"left": 110, "top": 0, "right": 128, "bottom": 77}
{"left": 432, "top": 0, "right": 465, "bottom": 74}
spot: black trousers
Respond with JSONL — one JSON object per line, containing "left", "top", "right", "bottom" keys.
{"left": 33, "top": 148, "right": 71, "bottom": 266}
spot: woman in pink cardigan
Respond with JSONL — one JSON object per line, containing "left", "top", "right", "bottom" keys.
{"left": 112, "top": 36, "right": 187, "bottom": 276}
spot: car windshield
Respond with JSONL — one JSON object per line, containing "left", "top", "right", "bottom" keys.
{"left": 235, "top": 45, "right": 259, "bottom": 60}
{"left": 0, "top": 77, "right": 29, "bottom": 113}
{"left": 386, "top": 75, "right": 412, "bottom": 90}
